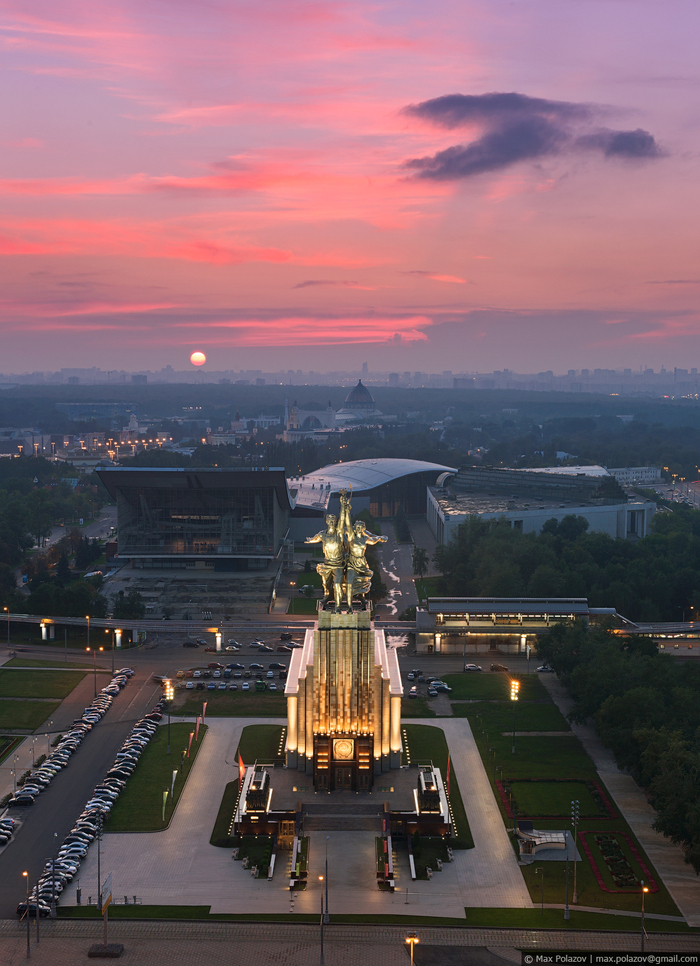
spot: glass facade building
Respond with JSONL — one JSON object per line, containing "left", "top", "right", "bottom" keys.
{"left": 98, "top": 467, "right": 292, "bottom": 570}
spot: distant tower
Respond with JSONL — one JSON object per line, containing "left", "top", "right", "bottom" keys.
{"left": 361, "top": 361, "right": 368, "bottom": 378}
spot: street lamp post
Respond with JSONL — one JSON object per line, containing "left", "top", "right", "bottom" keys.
{"left": 87, "top": 647, "right": 97, "bottom": 697}
{"left": 510, "top": 679, "right": 520, "bottom": 754}
{"left": 324, "top": 835, "right": 329, "bottom": 924}
{"left": 564, "top": 830, "right": 570, "bottom": 921}
{"left": 3, "top": 606, "right": 9, "bottom": 647}
{"left": 571, "top": 799, "right": 580, "bottom": 904}
{"left": 46, "top": 721, "right": 53, "bottom": 755}
{"left": 164, "top": 680, "right": 174, "bottom": 754}
{"left": 405, "top": 932, "right": 420, "bottom": 966}
{"left": 106, "top": 629, "right": 115, "bottom": 675}
{"left": 318, "top": 877, "right": 325, "bottom": 965}
{"left": 85, "top": 615, "right": 90, "bottom": 650}
{"left": 641, "top": 881, "right": 649, "bottom": 952}
{"left": 13, "top": 753, "right": 19, "bottom": 795}
{"left": 534, "top": 866, "right": 544, "bottom": 912}
{"left": 22, "top": 871, "right": 30, "bottom": 959}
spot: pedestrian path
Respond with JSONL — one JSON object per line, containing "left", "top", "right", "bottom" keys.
{"left": 541, "top": 674, "right": 700, "bottom": 927}
{"left": 436, "top": 718, "right": 533, "bottom": 909}
{"left": 0, "top": 918, "right": 696, "bottom": 966}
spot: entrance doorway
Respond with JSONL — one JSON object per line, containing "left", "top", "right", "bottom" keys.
{"left": 334, "top": 766, "right": 352, "bottom": 790}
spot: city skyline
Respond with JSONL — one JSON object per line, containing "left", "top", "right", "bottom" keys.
{"left": 1, "top": 1, "right": 698, "bottom": 373}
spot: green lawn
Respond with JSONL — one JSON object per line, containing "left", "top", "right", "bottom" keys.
{"left": 462, "top": 907, "right": 694, "bottom": 932}
{"left": 3, "top": 658, "right": 103, "bottom": 670}
{"left": 509, "top": 779, "right": 602, "bottom": 817}
{"left": 210, "top": 726, "right": 285, "bottom": 847}
{"left": 412, "top": 835, "right": 448, "bottom": 879}
{"left": 172, "top": 691, "right": 286, "bottom": 717}
{"left": 402, "top": 723, "right": 473, "bottom": 849}
{"left": 238, "top": 724, "right": 285, "bottom": 763}
{"left": 0, "top": 700, "right": 61, "bottom": 730}
{"left": 104, "top": 723, "right": 207, "bottom": 832}
{"left": 287, "top": 598, "right": 319, "bottom": 615}
{"left": 401, "top": 697, "right": 436, "bottom": 717}
{"left": 0, "top": 669, "right": 86, "bottom": 699}
{"left": 451, "top": 700, "right": 570, "bottom": 732}
{"left": 443, "top": 671, "right": 550, "bottom": 701}
{"left": 295, "top": 570, "right": 323, "bottom": 588}
{"left": 0, "top": 735, "right": 22, "bottom": 763}
{"left": 461, "top": 698, "right": 681, "bottom": 917}
{"left": 211, "top": 781, "right": 238, "bottom": 847}
{"left": 414, "top": 577, "right": 441, "bottom": 601}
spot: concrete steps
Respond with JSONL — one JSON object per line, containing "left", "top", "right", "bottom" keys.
{"left": 303, "top": 815, "right": 382, "bottom": 831}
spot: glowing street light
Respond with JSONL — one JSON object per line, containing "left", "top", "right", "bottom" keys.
{"left": 510, "top": 679, "right": 520, "bottom": 754}
{"left": 22, "top": 871, "right": 30, "bottom": 958}
{"left": 641, "top": 880, "right": 649, "bottom": 951}
{"left": 405, "top": 932, "right": 420, "bottom": 966}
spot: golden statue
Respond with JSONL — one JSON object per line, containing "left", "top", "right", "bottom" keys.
{"left": 305, "top": 489, "right": 387, "bottom": 611}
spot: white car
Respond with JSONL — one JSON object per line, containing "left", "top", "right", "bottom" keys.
{"left": 464, "top": 664, "right": 483, "bottom": 672}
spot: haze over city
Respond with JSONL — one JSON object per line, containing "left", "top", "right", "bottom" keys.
{"left": 1, "top": 1, "right": 698, "bottom": 375}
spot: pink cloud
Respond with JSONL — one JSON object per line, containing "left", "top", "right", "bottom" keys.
{"left": 173, "top": 315, "right": 432, "bottom": 347}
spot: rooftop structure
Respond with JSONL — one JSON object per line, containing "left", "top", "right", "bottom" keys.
{"left": 97, "top": 466, "right": 293, "bottom": 570}
{"left": 290, "top": 458, "right": 457, "bottom": 532}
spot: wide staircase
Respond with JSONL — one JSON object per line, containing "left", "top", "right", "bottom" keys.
{"left": 302, "top": 802, "right": 384, "bottom": 832}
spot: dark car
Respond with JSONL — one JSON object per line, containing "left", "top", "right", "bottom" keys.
{"left": 280, "top": 632, "right": 292, "bottom": 641}
{"left": 491, "top": 663, "right": 509, "bottom": 672}
{"left": 277, "top": 644, "right": 293, "bottom": 652}
{"left": 249, "top": 663, "right": 264, "bottom": 671}
{"left": 16, "top": 903, "right": 50, "bottom": 918}
{"left": 195, "top": 682, "right": 205, "bottom": 690}
{"left": 208, "top": 662, "right": 224, "bottom": 669}
{"left": 268, "top": 662, "right": 287, "bottom": 670}
{"left": 183, "top": 641, "right": 198, "bottom": 648}
{"left": 227, "top": 663, "right": 245, "bottom": 669}
{"left": 8, "top": 795, "right": 35, "bottom": 806}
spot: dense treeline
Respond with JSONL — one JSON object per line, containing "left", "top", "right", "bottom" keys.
{"left": 0, "top": 456, "right": 105, "bottom": 608}
{"left": 537, "top": 623, "right": 700, "bottom": 874}
{"left": 433, "top": 506, "right": 700, "bottom": 623}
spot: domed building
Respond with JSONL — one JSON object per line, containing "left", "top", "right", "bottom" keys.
{"left": 335, "top": 380, "right": 383, "bottom": 422}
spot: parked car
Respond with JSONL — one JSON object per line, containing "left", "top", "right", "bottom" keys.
{"left": 183, "top": 641, "right": 198, "bottom": 648}
{"left": 464, "top": 664, "right": 483, "bottom": 672}
{"left": 408, "top": 688, "right": 418, "bottom": 699}
{"left": 537, "top": 664, "right": 555, "bottom": 673}
{"left": 432, "top": 684, "right": 452, "bottom": 694}
{"left": 491, "top": 664, "right": 509, "bottom": 672}
{"left": 241, "top": 682, "right": 250, "bottom": 691}
{"left": 227, "top": 663, "right": 245, "bottom": 669}
{"left": 269, "top": 662, "right": 286, "bottom": 670}
{"left": 427, "top": 687, "right": 438, "bottom": 697}
{"left": 207, "top": 682, "right": 216, "bottom": 690}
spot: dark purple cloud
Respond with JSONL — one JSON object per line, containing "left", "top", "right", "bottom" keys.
{"left": 403, "top": 92, "right": 661, "bottom": 180}
{"left": 576, "top": 128, "right": 661, "bottom": 158}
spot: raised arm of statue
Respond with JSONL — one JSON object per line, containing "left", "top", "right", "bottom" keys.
{"left": 336, "top": 488, "right": 352, "bottom": 540}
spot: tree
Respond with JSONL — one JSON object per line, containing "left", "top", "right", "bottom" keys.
{"left": 55, "top": 553, "right": 71, "bottom": 585}
{"left": 412, "top": 547, "right": 429, "bottom": 579}
{"left": 111, "top": 589, "right": 146, "bottom": 620}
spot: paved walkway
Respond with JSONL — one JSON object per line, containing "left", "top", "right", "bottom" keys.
{"left": 374, "top": 529, "right": 417, "bottom": 618}
{"left": 437, "top": 719, "right": 533, "bottom": 911}
{"left": 59, "top": 715, "right": 530, "bottom": 918}
{"left": 541, "top": 675, "right": 700, "bottom": 927}
{"left": 0, "top": 920, "right": 697, "bottom": 966}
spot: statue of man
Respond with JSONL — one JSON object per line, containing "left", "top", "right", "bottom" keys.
{"left": 344, "top": 520, "right": 387, "bottom": 608}
{"left": 305, "top": 514, "right": 345, "bottom": 610}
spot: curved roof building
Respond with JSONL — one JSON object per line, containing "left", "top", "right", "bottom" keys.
{"left": 289, "top": 457, "right": 457, "bottom": 524}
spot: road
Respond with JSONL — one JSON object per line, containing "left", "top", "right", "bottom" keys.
{"left": 0, "top": 660, "right": 162, "bottom": 918}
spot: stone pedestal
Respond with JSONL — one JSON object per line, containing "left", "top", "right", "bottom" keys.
{"left": 285, "top": 606, "right": 403, "bottom": 790}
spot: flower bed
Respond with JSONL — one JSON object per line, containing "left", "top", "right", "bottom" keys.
{"left": 579, "top": 831, "right": 658, "bottom": 894}
{"left": 495, "top": 778, "right": 616, "bottom": 820}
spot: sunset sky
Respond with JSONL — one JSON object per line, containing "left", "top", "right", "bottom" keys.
{"left": 1, "top": 0, "right": 698, "bottom": 374}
